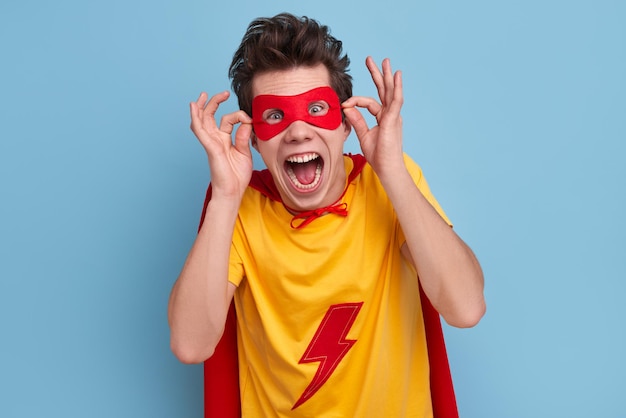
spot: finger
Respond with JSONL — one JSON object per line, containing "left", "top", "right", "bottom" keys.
{"left": 202, "top": 91, "right": 230, "bottom": 124}
{"left": 381, "top": 58, "right": 395, "bottom": 105}
{"left": 195, "top": 92, "right": 208, "bottom": 109}
{"left": 190, "top": 100, "right": 207, "bottom": 134}
{"left": 233, "top": 122, "right": 253, "bottom": 157}
{"left": 394, "top": 70, "right": 404, "bottom": 103}
{"left": 365, "top": 56, "right": 386, "bottom": 103}
{"left": 190, "top": 91, "right": 227, "bottom": 134}
{"left": 386, "top": 71, "right": 404, "bottom": 117}
{"left": 190, "top": 92, "right": 208, "bottom": 124}
{"left": 219, "top": 110, "right": 253, "bottom": 135}
{"left": 342, "top": 107, "right": 370, "bottom": 140}
{"left": 190, "top": 101, "right": 199, "bottom": 128}
{"left": 342, "top": 96, "right": 382, "bottom": 118}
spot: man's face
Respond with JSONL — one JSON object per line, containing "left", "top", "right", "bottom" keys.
{"left": 251, "top": 64, "right": 350, "bottom": 211}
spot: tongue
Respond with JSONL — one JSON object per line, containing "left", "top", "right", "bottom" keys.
{"left": 291, "top": 160, "right": 318, "bottom": 185}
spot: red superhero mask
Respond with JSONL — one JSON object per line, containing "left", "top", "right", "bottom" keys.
{"left": 252, "top": 86, "right": 342, "bottom": 141}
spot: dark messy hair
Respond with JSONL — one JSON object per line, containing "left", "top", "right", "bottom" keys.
{"left": 229, "top": 13, "right": 352, "bottom": 116}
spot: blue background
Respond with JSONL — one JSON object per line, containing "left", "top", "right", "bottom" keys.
{"left": 1, "top": 0, "right": 624, "bottom": 417}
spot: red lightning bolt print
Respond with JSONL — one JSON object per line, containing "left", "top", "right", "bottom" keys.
{"left": 292, "top": 302, "right": 364, "bottom": 410}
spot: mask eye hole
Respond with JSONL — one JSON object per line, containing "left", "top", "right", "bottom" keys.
{"left": 262, "top": 109, "right": 284, "bottom": 124}
{"left": 308, "top": 101, "right": 329, "bottom": 117}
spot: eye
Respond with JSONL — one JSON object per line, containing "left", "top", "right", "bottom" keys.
{"left": 308, "top": 101, "right": 329, "bottom": 116}
{"left": 262, "top": 109, "right": 284, "bottom": 124}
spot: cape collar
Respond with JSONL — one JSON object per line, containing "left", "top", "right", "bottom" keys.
{"left": 249, "top": 154, "right": 367, "bottom": 229}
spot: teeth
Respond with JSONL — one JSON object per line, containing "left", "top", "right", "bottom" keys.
{"left": 286, "top": 153, "right": 319, "bottom": 164}
{"left": 286, "top": 162, "right": 322, "bottom": 190}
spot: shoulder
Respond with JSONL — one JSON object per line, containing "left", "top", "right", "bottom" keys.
{"left": 351, "top": 153, "right": 425, "bottom": 189}
{"left": 402, "top": 153, "right": 425, "bottom": 185}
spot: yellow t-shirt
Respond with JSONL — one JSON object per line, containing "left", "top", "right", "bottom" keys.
{"left": 228, "top": 154, "right": 450, "bottom": 417}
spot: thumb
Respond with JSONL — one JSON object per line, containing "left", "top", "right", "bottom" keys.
{"left": 234, "top": 123, "right": 253, "bottom": 157}
{"left": 343, "top": 107, "right": 369, "bottom": 140}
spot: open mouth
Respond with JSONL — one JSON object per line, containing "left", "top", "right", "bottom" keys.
{"left": 284, "top": 153, "right": 323, "bottom": 191}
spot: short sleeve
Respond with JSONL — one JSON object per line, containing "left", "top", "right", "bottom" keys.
{"left": 228, "top": 229, "right": 245, "bottom": 287}
{"left": 403, "top": 153, "right": 452, "bottom": 227}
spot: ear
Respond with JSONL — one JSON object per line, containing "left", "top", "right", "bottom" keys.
{"left": 342, "top": 119, "right": 352, "bottom": 142}
{"left": 251, "top": 133, "right": 259, "bottom": 151}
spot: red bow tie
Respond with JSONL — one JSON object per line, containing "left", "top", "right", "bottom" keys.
{"left": 289, "top": 202, "right": 349, "bottom": 229}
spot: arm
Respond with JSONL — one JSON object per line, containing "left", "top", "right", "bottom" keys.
{"left": 342, "top": 57, "right": 485, "bottom": 328}
{"left": 168, "top": 91, "right": 253, "bottom": 363}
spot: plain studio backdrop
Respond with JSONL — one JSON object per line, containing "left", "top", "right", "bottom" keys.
{"left": 1, "top": 1, "right": 624, "bottom": 417}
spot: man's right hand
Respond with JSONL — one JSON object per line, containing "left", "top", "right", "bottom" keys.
{"left": 190, "top": 91, "right": 253, "bottom": 201}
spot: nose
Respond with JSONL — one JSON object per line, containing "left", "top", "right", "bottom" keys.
{"left": 282, "top": 120, "right": 314, "bottom": 143}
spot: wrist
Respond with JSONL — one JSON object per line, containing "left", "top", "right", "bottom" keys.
{"left": 374, "top": 157, "right": 411, "bottom": 187}
{"left": 206, "top": 194, "right": 243, "bottom": 212}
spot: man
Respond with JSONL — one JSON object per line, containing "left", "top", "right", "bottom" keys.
{"left": 169, "top": 13, "right": 485, "bottom": 417}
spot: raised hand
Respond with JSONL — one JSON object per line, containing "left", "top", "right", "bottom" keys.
{"left": 190, "top": 91, "right": 253, "bottom": 200}
{"left": 342, "top": 57, "right": 405, "bottom": 179}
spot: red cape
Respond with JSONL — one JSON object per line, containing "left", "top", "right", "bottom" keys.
{"left": 200, "top": 155, "right": 459, "bottom": 417}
